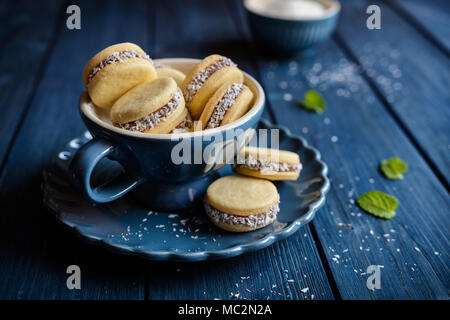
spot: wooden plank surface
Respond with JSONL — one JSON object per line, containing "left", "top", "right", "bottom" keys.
{"left": 147, "top": 0, "right": 335, "bottom": 300}
{"left": 0, "top": 0, "right": 448, "bottom": 300}
{"left": 0, "top": 0, "right": 63, "bottom": 170}
{"left": 0, "top": 0, "right": 150, "bottom": 299}
{"left": 390, "top": 0, "right": 450, "bottom": 53}
{"left": 234, "top": 0, "right": 449, "bottom": 299}
{"left": 337, "top": 0, "right": 450, "bottom": 186}
{"left": 0, "top": 0, "right": 334, "bottom": 300}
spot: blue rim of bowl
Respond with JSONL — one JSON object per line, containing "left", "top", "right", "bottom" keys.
{"left": 42, "top": 118, "right": 330, "bottom": 262}
{"left": 244, "top": 0, "right": 341, "bottom": 22}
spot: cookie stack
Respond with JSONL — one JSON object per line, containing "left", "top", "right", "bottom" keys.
{"left": 205, "top": 147, "right": 302, "bottom": 233}
{"left": 83, "top": 43, "right": 254, "bottom": 134}
{"left": 82, "top": 43, "right": 302, "bottom": 233}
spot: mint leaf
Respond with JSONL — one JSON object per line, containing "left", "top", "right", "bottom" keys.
{"left": 380, "top": 157, "right": 408, "bottom": 180}
{"left": 299, "top": 90, "right": 326, "bottom": 114}
{"left": 357, "top": 191, "right": 398, "bottom": 219}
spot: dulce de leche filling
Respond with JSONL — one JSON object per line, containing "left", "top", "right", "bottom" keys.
{"left": 114, "top": 88, "right": 182, "bottom": 132}
{"left": 88, "top": 50, "right": 153, "bottom": 83}
{"left": 205, "top": 201, "right": 280, "bottom": 228}
{"left": 234, "top": 155, "right": 302, "bottom": 173}
{"left": 206, "top": 83, "right": 246, "bottom": 129}
{"left": 184, "top": 57, "right": 236, "bottom": 105}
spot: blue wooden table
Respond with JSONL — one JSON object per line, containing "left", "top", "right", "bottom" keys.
{"left": 0, "top": 0, "right": 448, "bottom": 300}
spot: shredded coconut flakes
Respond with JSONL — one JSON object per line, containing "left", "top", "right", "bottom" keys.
{"left": 234, "top": 154, "right": 302, "bottom": 173}
{"left": 206, "top": 83, "right": 246, "bottom": 129}
{"left": 115, "top": 88, "right": 182, "bottom": 132}
{"left": 204, "top": 201, "right": 279, "bottom": 228}
{"left": 88, "top": 50, "right": 153, "bottom": 83}
{"left": 184, "top": 57, "right": 236, "bottom": 105}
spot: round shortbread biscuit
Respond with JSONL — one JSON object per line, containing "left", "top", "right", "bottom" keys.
{"left": 205, "top": 176, "right": 280, "bottom": 232}
{"left": 187, "top": 66, "right": 243, "bottom": 119}
{"left": 233, "top": 147, "right": 301, "bottom": 181}
{"left": 82, "top": 43, "right": 148, "bottom": 85}
{"left": 110, "top": 78, "right": 185, "bottom": 134}
{"left": 111, "top": 77, "right": 177, "bottom": 123}
{"left": 83, "top": 43, "right": 157, "bottom": 109}
{"left": 156, "top": 67, "right": 185, "bottom": 87}
{"left": 197, "top": 82, "right": 254, "bottom": 130}
{"left": 206, "top": 175, "right": 279, "bottom": 216}
{"left": 181, "top": 55, "right": 244, "bottom": 119}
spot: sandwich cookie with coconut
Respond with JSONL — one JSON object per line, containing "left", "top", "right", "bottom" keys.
{"left": 233, "top": 147, "right": 302, "bottom": 181}
{"left": 195, "top": 82, "right": 253, "bottom": 131}
{"left": 83, "top": 42, "right": 157, "bottom": 109}
{"left": 205, "top": 175, "right": 280, "bottom": 232}
{"left": 111, "top": 77, "right": 187, "bottom": 134}
{"left": 181, "top": 54, "right": 244, "bottom": 119}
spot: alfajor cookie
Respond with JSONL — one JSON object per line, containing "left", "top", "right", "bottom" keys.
{"left": 182, "top": 54, "right": 244, "bottom": 119}
{"left": 233, "top": 147, "right": 302, "bottom": 181}
{"left": 195, "top": 82, "right": 253, "bottom": 131}
{"left": 111, "top": 77, "right": 187, "bottom": 134}
{"left": 83, "top": 42, "right": 157, "bottom": 109}
{"left": 153, "top": 62, "right": 186, "bottom": 87}
{"left": 205, "top": 175, "right": 280, "bottom": 232}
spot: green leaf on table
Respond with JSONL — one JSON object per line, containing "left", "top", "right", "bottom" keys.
{"left": 356, "top": 191, "right": 398, "bottom": 219}
{"left": 380, "top": 157, "right": 408, "bottom": 180}
{"left": 299, "top": 89, "right": 326, "bottom": 114}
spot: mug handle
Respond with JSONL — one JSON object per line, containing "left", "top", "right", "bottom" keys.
{"left": 69, "top": 139, "right": 144, "bottom": 203}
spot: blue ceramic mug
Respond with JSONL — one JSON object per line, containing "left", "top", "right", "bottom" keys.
{"left": 70, "top": 58, "right": 265, "bottom": 211}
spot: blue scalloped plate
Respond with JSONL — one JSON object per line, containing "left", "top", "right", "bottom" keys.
{"left": 42, "top": 119, "right": 329, "bottom": 261}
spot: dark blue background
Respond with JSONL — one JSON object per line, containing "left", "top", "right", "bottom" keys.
{"left": 0, "top": 0, "right": 448, "bottom": 299}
